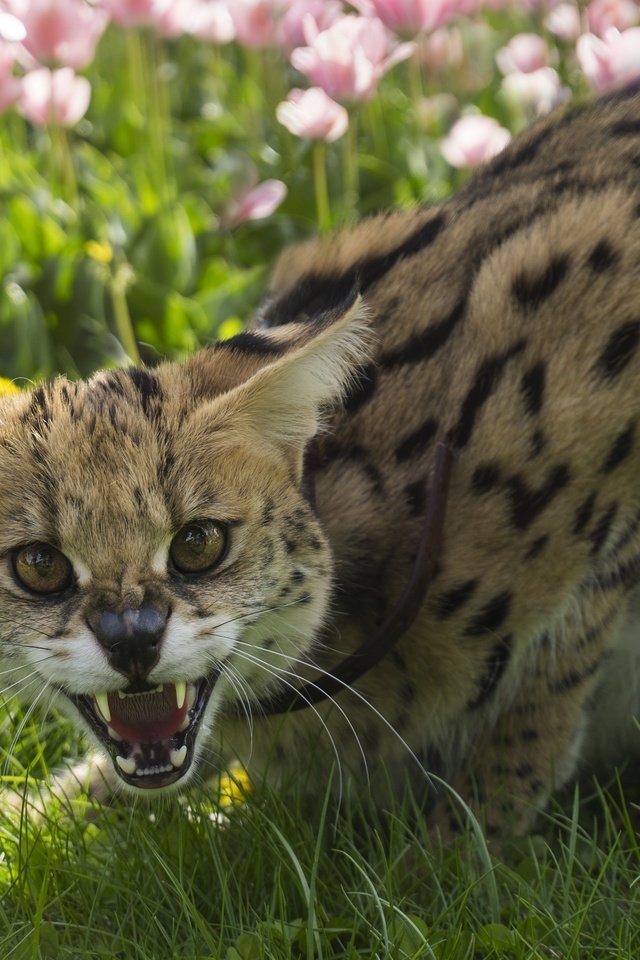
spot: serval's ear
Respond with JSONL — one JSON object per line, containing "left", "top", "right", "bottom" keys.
{"left": 187, "top": 295, "right": 371, "bottom": 476}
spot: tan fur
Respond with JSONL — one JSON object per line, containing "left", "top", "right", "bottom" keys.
{"left": 2, "top": 89, "right": 640, "bottom": 839}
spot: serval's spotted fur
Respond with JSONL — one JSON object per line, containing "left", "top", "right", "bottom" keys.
{"left": 2, "top": 87, "right": 640, "bottom": 840}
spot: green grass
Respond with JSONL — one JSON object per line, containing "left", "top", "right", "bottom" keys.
{"left": 1, "top": 705, "right": 639, "bottom": 958}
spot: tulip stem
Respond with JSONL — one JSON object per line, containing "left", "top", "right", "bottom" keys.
{"left": 343, "top": 112, "right": 359, "bottom": 216}
{"left": 313, "top": 140, "right": 331, "bottom": 232}
{"left": 144, "top": 31, "right": 172, "bottom": 206}
{"left": 111, "top": 264, "right": 140, "bottom": 367}
{"left": 409, "top": 53, "right": 424, "bottom": 106}
{"left": 49, "top": 123, "right": 77, "bottom": 206}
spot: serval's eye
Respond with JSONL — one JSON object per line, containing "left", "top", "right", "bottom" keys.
{"left": 169, "top": 520, "right": 228, "bottom": 574}
{"left": 12, "top": 543, "right": 73, "bottom": 595}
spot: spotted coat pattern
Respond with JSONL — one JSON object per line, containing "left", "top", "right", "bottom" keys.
{"left": 1, "top": 87, "right": 640, "bottom": 840}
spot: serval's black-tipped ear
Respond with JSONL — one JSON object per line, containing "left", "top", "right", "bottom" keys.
{"left": 186, "top": 295, "right": 371, "bottom": 476}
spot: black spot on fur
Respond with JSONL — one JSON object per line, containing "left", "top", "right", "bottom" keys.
{"left": 611, "top": 507, "right": 640, "bottom": 554}
{"left": 447, "top": 340, "right": 526, "bottom": 449}
{"left": 515, "top": 764, "right": 534, "bottom": 779}
{"left": 224, "top": 331, "right": 289, "bottom": 355}
{"left": 589, "top": 502, "right": 618, "bottom": 556}
{"left": 380, "top": 297, "right": 466, "bottom": 368}
{"left": 284, "top": 511, "right": 306, "bottom": 536}
{"left": 260, "top": 216, "right": 446, "bottom": 327}
{"left": 524, "top": 535, "right": 548, "bottom": 560}
{"left": 471, "top": 463, "right": 501, "bottom": 493}
{"left": 520, "top": 362, "right": 546, "bottom": 416}
{"left": 594, "top": 551, "right": 640, "bottom": 591}
{"left": 520, "top": 728, "right": 538, "bottom": 741}
{"left": 23, "top": 385, "right": 51, "bottom": 427}
{"left": 356, "top": 214, "right": 446, "bottom": 291}
{"left": 258, "top": 276, "right": 359, "bottom": 328}
{"left": 600, "top": 421, "right": 635, "bottom": 474}
{"left": 505, "top": 463, "right": 570, "bottom": 530}
{"left": 433, "top": 579, "right": 478, "bottom": 619}
{"left": 343, "top": 363, "right": 378, "bottom": 413}
{"left": 32, "top": 385, "right": 47, "bottom": 410}
{"left": 595, "top": 321, "right": 640, "bottom": 381}
{"left": 549, "top": 657, "right": 603, "bottom": 693}
{"left": 262, "top": 499, "right": 275, "bottom": 525}
{"left": 127, "top": 368, "right": 162, "bottom": 417}
{"left": 400, "top": 679, "right": 417, "bottom": 704}
{"left": 529, "top": 429, "right": 546, "bottom": 458}
{"left": 102, "top": 372, "right": 126, "bottom": 397}
{"left": 320, "top": 440, "right": 384, "bottom": 494}
{"left": 395, "top": 418, "right": 438, "bottom": 462}
{"left": 573, "top": 492, "right": 596, "bottom": 535}
{"left": 158, "top": 450, "right": 175, "bottom": 482}
{"left": 464, "top": 591, "right": 512, "bottom": 637}
{"left": 609, "top": 120, "right": 640, "bottom": 136}
{"left": 404, "top": 479, "right": 427, "bottom": 516}
{"left": 588, "top": 239, "right": 619, "bottom": 273}
{"left": 467, "top": 636, "right": 512, "bottom": 710}
{"left": 512, "top": 255, "right": 569, "bottom": 309}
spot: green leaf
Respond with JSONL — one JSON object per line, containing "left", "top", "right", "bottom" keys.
{"left": 478, "top": 922, "right": 517, "bottom": 953}
{"left": 8, "top": 195, "right": 43, "bottom": 262}
{"left": 228, "top": 932, "right": 263, "bottom": 960}
{"left": 132, "top": 204, "right": 197, "bottom": 294}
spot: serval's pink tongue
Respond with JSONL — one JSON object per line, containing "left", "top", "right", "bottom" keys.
{"left": 106, "top": 683, "right": 188, "bottom": 743}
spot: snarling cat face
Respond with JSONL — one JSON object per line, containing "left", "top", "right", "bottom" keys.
{"left": 0, "top": 301, "right": 367, "bottom": 793}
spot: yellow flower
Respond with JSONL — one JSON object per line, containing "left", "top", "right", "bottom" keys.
{"left": 218, "top": 765, "right": 252, "bottom": 807}
{"left": 218, "top": 317, "right": 244, "bottom": 340}
{"left": 0, "top": 377, "right": 20, "bottom": 396}
{"left": 85, "top": 240, "right": 113, "bottom": 264}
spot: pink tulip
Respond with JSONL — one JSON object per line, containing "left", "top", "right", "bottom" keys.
{"left": 495, "top": 33, "right": 549, "bottom": 74}
{"left": 276, "top": 87, "right": 348, "bottom": 141}
{"left": 350, "top": 0, "right": 469, "bottom": 34}
{"left": 19, "top": 66, "right": 91, "bottom": 126}
{"left": 501, "top": 66, "right": 568, "bottom": 115}
{"left": 418, "top": 26, "right": 463, "bottom": 71}
{"left": 576, "top": 26, "right": 640, "bottom": 91}
{"left": 6, "top": 0, "right": 108, "bottom": 70}
{"left": 0, "top": 9, "right": 26, "bottom": 42}
{"left": 544, "top": 3, "right": 582, "bottom": 42}
{"left": 98, "top": 0, "right": 163, "bottom": 28}
{"left": 586, "top": 0, "right": 639, "bottom": 36}
{"left": 225, "top": 179, "right": 287, "bottom": 227}
{"left": 291, "top": 15, "right": 414, "bottom": 101}
{"left": 0, "top": 40, "right": 22, "bottom": 113}
{"left": 440, "top": 114, "right": 511, "bottom": 168}
{"left": 277, "top": 0, "right": 343, "bottom": 50}
{"left": 155, "top": 0, "right": 234, "bottom": 41}
{"left": 225, "top": 0, "right": 280, "bottom": 49}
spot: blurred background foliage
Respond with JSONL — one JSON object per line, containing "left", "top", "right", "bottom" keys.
{"left": 0, "top": 0, "right": 635, "bottom": 381}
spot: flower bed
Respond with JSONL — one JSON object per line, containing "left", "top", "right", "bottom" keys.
{"left": 0, "top": 0, "right": 638, "bottom": 380}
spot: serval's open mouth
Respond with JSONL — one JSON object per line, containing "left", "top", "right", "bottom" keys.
{"left": 70, "top": 671, "right": 220, "bottom": 790}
